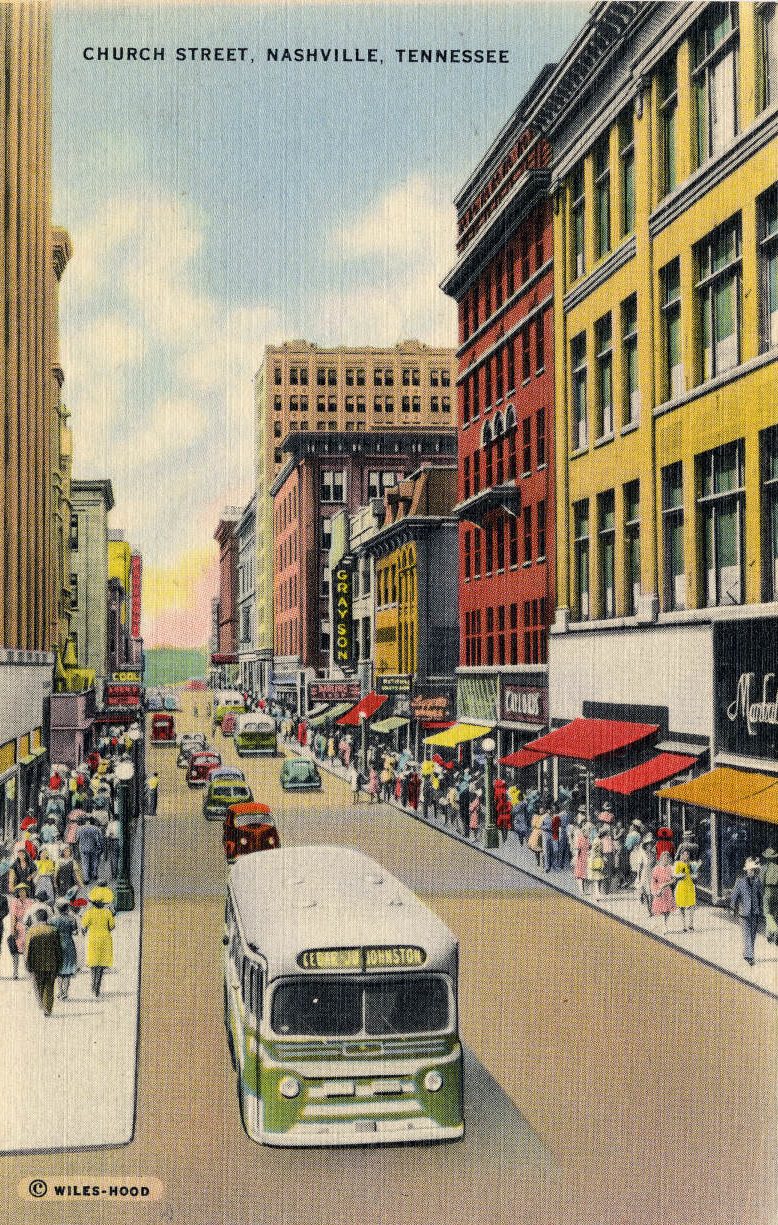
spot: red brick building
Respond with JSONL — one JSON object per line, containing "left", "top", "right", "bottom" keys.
{"left": 270, "top": 430, "right": 456, "bottom": 712}
{"left": 441, "top": 70, "right": 556, "bottom": 762}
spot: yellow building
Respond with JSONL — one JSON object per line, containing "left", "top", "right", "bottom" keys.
{"left": 526, "top": 1, "right": 777, "bottom": 902}
{"left": 254, "top": 340, "right": 456, "bottom": 695}
{"left": 108, "top": 535, "right": 132, "bottom": 627}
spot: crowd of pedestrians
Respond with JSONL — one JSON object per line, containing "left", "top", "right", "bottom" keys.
{"left": 0, "top": 735, "right": 134, "bottom": 1016}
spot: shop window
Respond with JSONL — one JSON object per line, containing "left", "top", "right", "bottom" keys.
{"left": 598, "top": 490, "right": 616, "bottom": 619}
{"left": 619, "top": 106, "right": 635, "bottom": 237}
{"left": 621, "top": 294, "right": 639, "bottom": 425}
{"left": 595, "top": 313, "right": 614, "bottom": 439}
{"left": 759, "top": 2, "right": 778, "bottom": 111}
{"left": 573, "top": 499, "right": 590, "bottom": 621}
{"left": 692, "top": 4, "right": 739, "bottom": 166}
{"left": 571, "top": 332, "right": 588, "bottom": 450}
{"left": 660, "top": 259, "right": 683, "bottom": 401}
{"left": 759, "top": 183, "right": 778, "bottom": 352}
{"left": 658, "top": 51, "right": 678, "bottom": 196}
{"left": 593, "top": 133, "right": 611, "bottom": 260}
{"left": 697, "top": 439, "right": 745, "bottom": 607}
{"left": 695, "top": 214, "right": 742, "bottom": 383}
{"left": 570, "top": 162, "right": 585, "bottom": 281}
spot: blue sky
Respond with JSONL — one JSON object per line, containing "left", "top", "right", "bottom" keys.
{"left": 52, "top": 1, "right": 587, "bottom": 645}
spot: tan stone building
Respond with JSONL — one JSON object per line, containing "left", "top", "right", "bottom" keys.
{"left": 253, "top": 339, "right": 457, "bottom": 694}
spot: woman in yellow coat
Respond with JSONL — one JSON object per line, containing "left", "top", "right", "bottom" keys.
{"left": 673, "top": 848, "right": 697, "bottom": 932}
{"left": 82, "top": 890, "right": 115, "bottom": 997}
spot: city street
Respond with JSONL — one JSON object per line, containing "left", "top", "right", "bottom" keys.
{"left": 3, "top": 690, "right": 776, "bottom": 1225}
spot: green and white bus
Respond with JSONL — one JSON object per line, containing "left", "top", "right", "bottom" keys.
{"left": 223, "top": 845, "right": 464, "bottom": 1147}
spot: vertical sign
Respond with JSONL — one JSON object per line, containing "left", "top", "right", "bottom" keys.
{"left": 130, "top": 551, "right": 142, "bottom": 639}
{"left": 333, "top": 559, "right": 354, "bottom": 669}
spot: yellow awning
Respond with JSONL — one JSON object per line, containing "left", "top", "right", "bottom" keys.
{"left": 658, "top": 766, "right": 778, "bottom": 824}
{"left": 424, "top": 722, "right": 491, "bottom": 748}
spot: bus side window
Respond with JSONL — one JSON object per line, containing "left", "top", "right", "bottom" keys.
{"left": 252, "top": 966, "right": 263, "bottom": 1019}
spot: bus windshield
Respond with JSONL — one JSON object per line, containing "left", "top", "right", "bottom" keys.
{"left": 271, "top": 975, "right": 450, "bottom": 1037}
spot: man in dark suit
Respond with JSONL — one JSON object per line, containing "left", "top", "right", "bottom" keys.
{"left": 730, "top": 857, "right": 764, "bottom": 967}
{"left": 25, "top": 909, "right": 63, "bottom": 1016}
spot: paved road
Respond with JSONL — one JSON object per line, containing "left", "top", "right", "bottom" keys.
{"left": 4, "top": 692, "right": 777, "bottom": 1225}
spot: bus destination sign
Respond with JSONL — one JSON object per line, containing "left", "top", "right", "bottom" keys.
{"left": 297, "top": 945, "right": 427, "bottom": 972}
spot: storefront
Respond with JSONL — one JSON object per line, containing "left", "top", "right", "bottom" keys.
{"left": 456, "top": 668, "right": 550, "bottom": 763}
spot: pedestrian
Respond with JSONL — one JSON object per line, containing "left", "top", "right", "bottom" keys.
{"left": 468, "top": 788, "right": 481, "bottom": 841}
{"left": 512, "top": 795, "right": 529, "bottom": 846}
{"left": 655, "top": 824, "right": 674, "bottom": 859}
{"left": 635, "top": 833, "right": 656, "bottom": 915}
{"left": 105, "top": 813, "right": 121, "bottom": 879}
{"left": 380, "top": 759, "right": 393, "bottom": 804}
{"left": 25, "top": 908, "right": 62, "bottom": 1016}
{"left": 650, "top": 850, "right": 677, "bottom": 928}
{"left": 145, "top": 772, "right": 159, "bottom": 816}
{"left": 39, "top": 814, "right": 59, "bottom": 848}
{"left": 588, "top": 835, "right": 605, "bottom": 903}
{"left": 34, "top": 854, "right": 56, "bottom": 907}
{"left": 730, "top": 857, "right": 764, "bottom": 967}
{"left": 597, "top": 799, "right": 614, "bottom": 825}
{"left": 528, "top": 808, "right": 544, "bottom": 869}
{"left": 347, "top": 761, "right": 360, "bottom": 805}
{"left": 624, "top": 819, "right": 644, "bottom": 889}
{"left": 495, "top": 779, "right": 512, "bottom": 845}
{"left": 77, "top": 815, "right": 105, "bottom": 886}
{"left": 366, "top": 766, "right": 379, "bottom": 803}
{"left": 761, "top": 848, "right": 778, "bottom": 944}
{"left": 445, "top": 780, "right": 459, "bottom": 829}
{"left": 326, "top": 734, "right": 336, "bottom": 764}
{"left": 82, "top": 889, "right": 115, "bottom": 998}
{"left": 557, "top": 804, "right": 573, "bottom": 872}
{"left": 673, "top": 848, "right": 698, "bottom": 932}
{"left": 52, "top": 901, "right": 79, "bottom": 1000}
{"left": 8, "top": 882, "right": 34, "bottom": 978}
{"left": 573, "top": 817, "right": 590, "bottom": 896}
{"left": 407, "top": 768, "right": 420, "bottom": 812}
{"left": 599, "top": 824, "right": 616, "bottom": 893}
{"left": 8, "top": 846, "right": 36, "bottom": 895}
{"left": 55, "top": 845, "right": 82, "bottom": 899}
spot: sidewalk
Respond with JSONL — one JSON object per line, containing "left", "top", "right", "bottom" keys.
{"left": 0, "top": 820, "right": 144, "bottom": 1154}
{"left": 286, "top": 741, "right": 778, "bottom": 1000}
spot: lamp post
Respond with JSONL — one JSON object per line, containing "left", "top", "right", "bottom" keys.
{"left": 481, "top": 736, "right": 499, "bottom": 849}
{"left": 359, "top": 710, "right": 368, "bottom": 780}
{"left": 114, "top": 757, "right": 135, "bottom": 912}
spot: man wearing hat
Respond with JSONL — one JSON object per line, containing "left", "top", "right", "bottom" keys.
{"left": 25, "top": 907, "right": 62, "bottom": 1015}
{"left": 730, "top": 858, "right": 764, "bottom": 966}
{"left": 761, "top": 849, "right": 778, "bottom": 943}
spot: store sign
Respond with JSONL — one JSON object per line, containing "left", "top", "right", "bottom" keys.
{"left": 411, "top": 694, "right": 451, "bottom": 721}
{"left": 113, "top": 670, "right": 140, "bottom": 683}
{"left": 297, "top": 945, "right": 426, "bottom": 972}
{"left": 715, "top": 618, "right": 778, "bottom": 760}
{"left": 130, "top": 553, "right": 142, "bottom": 639}
{"left": 105, "top": 683, "right": 141, "bottom": 708}
{"left": 500, "top": 684, "right": 547, "bottom": 727}
{"left": 309, "top": 681, "right": 361, "bottom": 703}
{"left": 333, "top": 561, "right": 354, "bottom": 668}
{"left": 377, "top": 674, "right": 412, "bottom": 694}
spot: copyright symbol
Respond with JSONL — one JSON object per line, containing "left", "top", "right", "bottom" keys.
{"left": 29, "top": 1180, "right": 47, "bottom": 1198}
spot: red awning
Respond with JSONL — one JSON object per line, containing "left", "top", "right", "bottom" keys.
{"left": 336, "top": 691, "right": 388, "bottom": 727}
{"left": 595, "top": 753, "right": 698, "bottom": 795}
{"left": 524, "top": 717, "right": 658, "bottom": 762}
{"left": 422, "top": 720, "right": 455, "bottom": 731}
{"left": 500, "top": 749, "right": 545, "bottom": 769}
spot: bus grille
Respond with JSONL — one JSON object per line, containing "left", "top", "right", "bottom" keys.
{"left": 269, "top": 1036, "right": 451, "bottom": 1061}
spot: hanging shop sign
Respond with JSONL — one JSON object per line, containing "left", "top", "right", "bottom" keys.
{"left": 500, "top": 683, "right": 547, "bottom": 727}
{"left": 716, "top": 617, "right": 778, "bottom": 760}
{"left": 332, "top": 560, "right": 354, "bottom": 669}
{"left": 309, "top": 680, "right": 361, "bottom": 703}
{"left": 376, "top": 674, "right": 413, "bottom": 694}
{"left": 410, "top": 694, "right": 451, "bottom": 722}
{"left": 105, "top": 683, "right": 141, "bottom": 708}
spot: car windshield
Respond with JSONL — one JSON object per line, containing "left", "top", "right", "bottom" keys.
{"left": 233, "top": 812, "right": 269, "bottom": 828}
{"left": 271, "top": 975, "right": 450, "bottom": 1037}
{"left": 285, "top": 762, "right": 316, "bottom": 780}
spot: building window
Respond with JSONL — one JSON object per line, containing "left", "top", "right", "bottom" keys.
{"left": 496, "top": 519, "right": 505, "bottom": 571}
{"left": 274, "top": 365, "right": 282, "bottom": 385}
{"left": 594, "top": 134, "right": 611, "bottom": 259}
{"left": 521, "top": 328, "right": 531, "bottom": 383}
{"left": 441, "top": 369, "right": 450, "bottom": 387}
{"left": 695, "top": 214, "right": 741, "bottom": 382}
{"left": 69, "top": 572, "right": 78, "bottom": 610}
{"left": 485, "top": 360, "right": 492, "bottom": 409}
{"left": 430, "top": 395, "right": 439, "bottom": 414}
{"left": 274, "top": 447, "right": 282, "bottom": 465}
{"left": 573, "top": 500, "right": 590, "bottom": 620}
{"left": 535, "top": 312, "right": 545, "bottom": 374}
{"left": 320, "top": 470, "right": 345, "bottom": 503}
{"left": 274, "top": 395, "right": 282, "bottom": 412}
{"left": 760, "top": 2, "right": 778, "bottom": 110}
{"left": 495, "top": 351, "right": 504, "bottom": 403}
{"left": 658, "top": 52, "right": 678, "bottom": 196}
{"left": 317, "top": 366, "right": 326, "bottom": 386}
{"left": 346, "top": 367, "right": 355, "bottom": 386}
{"left": 412, "top": 396, "right": 420, "bottom": 413}
{"left": 535, "top": 212, "right": 544, "bottom": 269}
{"left": 509, "top": 516, "right": 518, "bottom": 568}
{"left": 346, "top": 395, "right": 354, "bottom": 413}
{"left": 464, "top": 530, "right": 471, "bottom": 581}
{"left": 570, "top": 162, "right": 585, "bottom": 280}
{"left": 69, "top": 513, "right": 79, "bottom": 551}
{"left": 621, "top": 294, "right": 639, "bottom": 425}
{"left": 290, "top": 396, "right": 298, "bottom": 412}
{"left": 523, "top": 504, "right": 532, "bottom": 564}
{"left": 473, "top": 529, "right": 482, "bottom": 579}
{"left": 327, "top": 367, "right": 336, "bottom": 386}
{"left": 442, "top": 395, "right": 451, "bottom": 413}
{"left": 571, "top": 332, "right": 588, "bottom": 451}
{"left": 537, "top": 500, "right": 546, "bottom": 561}
{"left": 522, "top": 417, "right": 532, "bottom": 476}
{"left": 759, "top": 183, "right": 778, "bottom": 351}
{"left": 598, "top": 490, "right": 616, "bottom": 619}
{"left": 692, "top": 3, "right": 739, "bottom": 166}
{"left": 595, "top": 313, "right": 614, "bottom": 439}
{"left": 485, "top": 522, "right": 494, "bottom": 575}
{"left": 697, "top": 439, "right": 745, "bottom": 607}
{"left": 761, "top": 425, "right": 778, "bottom": 599}
{"left": 495, "top": 258, "right": 504, "bottom": 309}
{"left": 368, "top": 470, "right": 397, "bottom": 499}
{"left": 661, "top": 259, "right": 683, "bottom": 401}
{"left": 316, "top": 395, "right": 325, "bottom": 412}
{"left": 472, "top": 371, "right": 480, "bottom": 419}
{"left": 328, "top": 396, "right": 337, "bottom": 413}
{"left": 536, "top": 407, "right": 546, "bottom": 469}
{"left": 520, "top": 234, "right": 530, "bottom": 283}
{"left": 619, "top": 107, "right": 635, "bottom": 236}
{"left": 624, "top": 480, "right": 640, "bottom": 616}
{"left": 357, "top": 396, "right": 366, "bottom": 414}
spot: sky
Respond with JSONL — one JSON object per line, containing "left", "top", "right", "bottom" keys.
{"left": 52, "top": 0, "right": 587, "bottom": 648}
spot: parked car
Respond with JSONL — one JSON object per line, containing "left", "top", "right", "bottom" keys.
{"left": 150, "top": 713, "right": 176, "bottom": 744}
{"left": 222, "top": 802, "right": 279, "bottom": 863}
{"left": 176, "top": 733, "right": 208, "bottom": 767}
{"left": 279, "top": 758, "right": 322, "bottom": 791}
{"left": 203, "top": 777, "right": 253, "bottom": 821}
{"left": 186, "top": 750, "right": 222, "bottom": 788}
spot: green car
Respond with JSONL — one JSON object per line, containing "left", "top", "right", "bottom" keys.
{"left": 279, "top": 758, "right": 322, "bottom": 791}
{"left": 203, "top": 777, "right": 253, "bottom": 821}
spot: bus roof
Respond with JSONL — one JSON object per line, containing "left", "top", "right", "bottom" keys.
{"left": 236, "top": 711, "right": 274, "bottom": 732}
{"left": 229, "top": 846, "right": 458, "bottom": 979}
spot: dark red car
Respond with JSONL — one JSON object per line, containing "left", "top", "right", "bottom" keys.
{"left": 186, "top": 750, "right": 222, "bottom": 788}
{"left": 222, "top": 802, "right": 279, "bottom": 863}
{"left": 150, "top": 713, "right": 176, "bottom": 744}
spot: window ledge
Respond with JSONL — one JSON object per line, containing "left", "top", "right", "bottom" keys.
{"left": 620, "top": 420, "right": 640, "bottom": 436}
{"left": 594, "top": 431, "right": 615, "bottom": 449}
{"left": 570, "top": 444, "right": 589, "bottom": 459}
{"left": 654, "top": 349, "right": 778, "bottom": 419}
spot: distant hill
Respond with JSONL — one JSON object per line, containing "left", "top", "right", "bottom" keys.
{"left": 144, "top": 647, "right": 208, "bottom": 687}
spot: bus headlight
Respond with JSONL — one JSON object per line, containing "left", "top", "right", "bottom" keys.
{"left": 278, "top": 1076, "right": 301, "bottom": 1099}
{"left": 423, "top": 1070, "right": 443, "bottom": 1092}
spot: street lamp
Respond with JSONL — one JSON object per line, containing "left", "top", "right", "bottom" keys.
{"left": 481, "top": 736, "right": 499, "bottom": 850}
{"left": 114, "top": 757, "right": 135, "bottom": 912}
